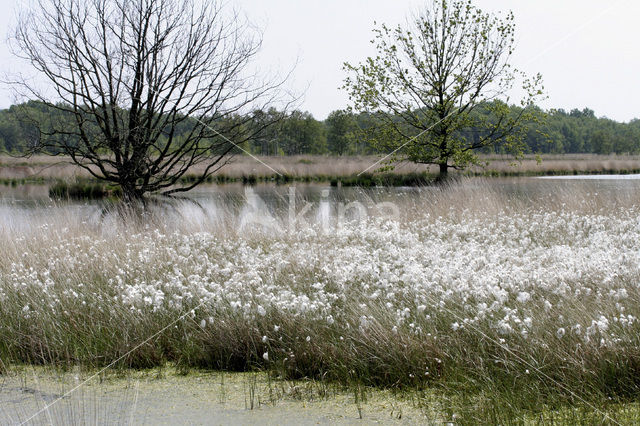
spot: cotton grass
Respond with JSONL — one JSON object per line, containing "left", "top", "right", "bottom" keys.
{"left": 2, "top": 178, "right": 640, "bottom": 422}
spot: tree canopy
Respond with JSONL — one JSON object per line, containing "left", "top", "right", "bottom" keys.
{"left": 343, "top": 0, "right": 545, "bottom": 178}
{"left": 2, "top": 102, "right": 640, "bottom": 159}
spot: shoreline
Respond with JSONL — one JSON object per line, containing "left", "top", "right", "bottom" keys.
{"left": 3, "top": 157, "right": 640, "bottom": 186}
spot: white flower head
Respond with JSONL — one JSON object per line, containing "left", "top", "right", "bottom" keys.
{"left": 596, "top": 315, "right": 609, "bottom": 332}
{"left": 516, "top": 292, "right": 531, "bottom": 304}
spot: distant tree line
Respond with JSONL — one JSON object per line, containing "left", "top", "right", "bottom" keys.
{"left": 1, "top": 101, "right": 639, "bottom": 157}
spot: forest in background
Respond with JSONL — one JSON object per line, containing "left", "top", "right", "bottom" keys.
{"left": 1, "top": 101, "right": 639, "bottom": 158}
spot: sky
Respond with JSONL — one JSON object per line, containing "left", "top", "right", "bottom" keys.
{"left": 1, "top": 0, "right": 639, "bottom": 122}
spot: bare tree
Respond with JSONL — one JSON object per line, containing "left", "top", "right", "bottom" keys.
{"left": 10, "top": 0, "right": 288, "bottom": 200}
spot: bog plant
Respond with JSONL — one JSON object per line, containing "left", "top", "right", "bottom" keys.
{"left": 2, "top": 181, "right": 640, "bottom": 422}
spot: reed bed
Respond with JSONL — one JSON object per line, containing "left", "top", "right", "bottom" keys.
{"left": 4, "top": 154, "right": 640, "bottom": 184}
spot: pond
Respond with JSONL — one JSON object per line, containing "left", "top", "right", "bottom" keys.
{"left": 2, "top": 176, "right": 640, "bottom": 231}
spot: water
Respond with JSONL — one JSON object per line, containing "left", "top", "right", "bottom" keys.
{"left": 2, "top": 177, "right": 640, "bottom": 226}
{"left": 0, "top": 370, "right": 427, "bottom": 425}
{"left": 539, "top": 174, "right": 640, "bottom": 180}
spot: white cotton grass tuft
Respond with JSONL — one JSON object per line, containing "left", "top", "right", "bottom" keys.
{"left": 517, "top": 292, "right": 531, "bottom": 304}
{"left": 1, "top": 178, "right": 640, "bottom": 411}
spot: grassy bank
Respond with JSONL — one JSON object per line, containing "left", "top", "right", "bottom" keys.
{"left": 5, "top": 154, "right": 640, "bottom": 195}
{"left": 190, "top": 166, "right": 640, "bottom": 187}
{"left": 2, "top": 180, "right": 640, "bottom": 422}
{"left": 48, "top": 181, "right": 123, "bottom": 199}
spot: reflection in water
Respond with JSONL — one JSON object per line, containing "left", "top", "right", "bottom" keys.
{"left": 2, "top": 177, "right": 640, "bottom": 233}
{"left": 317, "top": 189, "right": 331, "bottom": 232}
{"left": 539, "top": 174, "right": 640, "bottom": 180}
{"left": 0, "top": 184, "right": 50, "bottom": 202}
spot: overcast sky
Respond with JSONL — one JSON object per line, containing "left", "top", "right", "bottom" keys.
{"left": 2, "top": 0, "right": 639, "bottom": 122}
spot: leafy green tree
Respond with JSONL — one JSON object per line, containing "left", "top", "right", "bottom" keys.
{"left": 326, "top": 110, "right": 358, "bottom": 155}
{"left": 591, "top": 130, "right": 613, "bottom": 155}
{"left": 248, "top": 108, "right": 286, "bottom": 156}
{"left": 344, "top": 0, "right": 544, "bottom": 178}
{"left": 279, "top": 111, "right": 327, "bottom": 155}
{"left": 3, "top": 99, "right": 640, "bottom": 158}
{"left": 0, "top": 115, "right": 20, "bottom": 153}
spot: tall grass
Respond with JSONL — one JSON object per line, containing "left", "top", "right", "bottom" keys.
{"left": 2, "top": 179, "right": 640, "bottom": 422}
{"left": 5, "top": 154, "right": 640, "bottom": 184}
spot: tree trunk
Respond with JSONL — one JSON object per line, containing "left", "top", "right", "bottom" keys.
{"left": 121, "top": 184, "right": 144, "bottom": 203}
{"left": 437, "top": 162, "right": 449, "bottom": 182}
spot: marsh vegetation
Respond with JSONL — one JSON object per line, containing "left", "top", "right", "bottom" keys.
{"left": 2, "top": 178, "right": 640, "bottom": 423}
{"left": 3, "top": 0, "right": 640, "bottom": 422}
